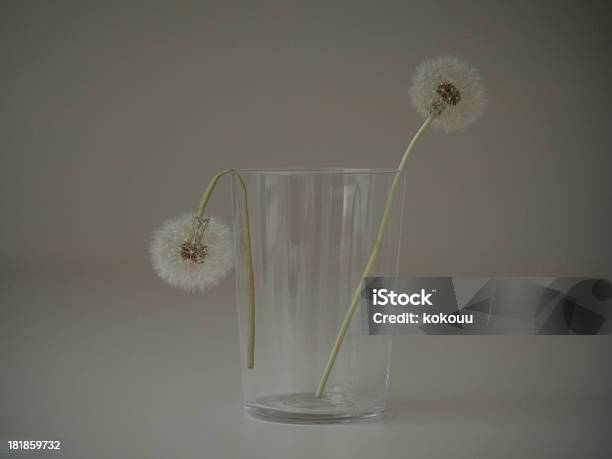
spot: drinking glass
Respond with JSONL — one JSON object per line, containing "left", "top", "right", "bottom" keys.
{"left": 231, "top": 169, "right": 406, "bottom": 423}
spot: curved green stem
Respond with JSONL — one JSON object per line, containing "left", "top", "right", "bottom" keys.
{"left": 235, "top": 173, "right": 256, "bottom": 369}
{"left": 196, "top": 169, "right": 234, "bottom": 217}
{"left": 196, "top": 169, "right": 256, "bottom": 369}
{"left": 314, "top": 116, "right": 433, "bottom": 398}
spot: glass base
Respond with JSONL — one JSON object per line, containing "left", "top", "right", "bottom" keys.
{"left": 243, "top": 392, "right": 385, "bottom": 424}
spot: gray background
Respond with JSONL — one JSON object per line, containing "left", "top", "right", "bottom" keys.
{"left": 1, "top": 1, "right": 611, "bottom": 458}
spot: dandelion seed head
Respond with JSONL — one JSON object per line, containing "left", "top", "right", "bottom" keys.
{"left": 150, "top": 213, "right": 233, "bottom": 292}
{"left": 410, "top": 56, "right": 486, "bottom": 132}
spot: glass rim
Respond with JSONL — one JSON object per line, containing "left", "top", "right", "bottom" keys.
{"left": 235, "top": 167, "right": 404, "bottom": 175}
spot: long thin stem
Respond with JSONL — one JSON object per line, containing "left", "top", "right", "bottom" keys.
{"left": 196, "top": 169, "right": 256, "bottom": 369}
{"left": 235, "top": 173, "right": 256, "bottom": 369}
{"left": 314, "top": 115, "right": 433, "bottom": 398}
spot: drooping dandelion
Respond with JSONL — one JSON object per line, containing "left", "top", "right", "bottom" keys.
{"left": 315, "top": 56, "right": 487, "bottom": 397}
{"left": 150, "top": 169, "right": 257, "bottom": 368}
{"left": 150, "top": 213, "right": 233, "bottom": 292}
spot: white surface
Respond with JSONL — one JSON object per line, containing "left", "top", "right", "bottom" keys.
{"left": 1, "top": 272, "right": 610, "bottom": 458}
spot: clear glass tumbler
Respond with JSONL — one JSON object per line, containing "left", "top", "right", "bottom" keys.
{"left": 231, "top": 169, "right": 406, "bottom": 423}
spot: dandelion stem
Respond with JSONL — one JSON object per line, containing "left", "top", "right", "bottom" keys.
{"left": 314, "top": 115, "right": 433, "bottom": 398}
{"left": 196, "top": 169, "right": 234, "bottom": 217}
{"left": 235, "top": 173, "right": 256, "bottom": 369}
{"left": 196, "top": 169, "right": 256, "bottom": 369}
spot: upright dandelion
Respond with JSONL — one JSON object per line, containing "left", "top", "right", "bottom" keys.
{"left": 410, "top": 56, "right": 486, "bottom": 132}
{"left": 315, "top": 56, "right": 487, "bottom": 397}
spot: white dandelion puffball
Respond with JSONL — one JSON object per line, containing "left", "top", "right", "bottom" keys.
{"left": 150, "top": 213, "right": 233, "bottom": 291}
{"left": 409, "top": 56, "right": 486, "bottom": 132}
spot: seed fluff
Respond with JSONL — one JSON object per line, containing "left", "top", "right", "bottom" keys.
{"left": 150, "top": 213, "right": 233, "bottom": 291}
{"left": 409, "top": 56, "right": 486, "bottom": 132}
